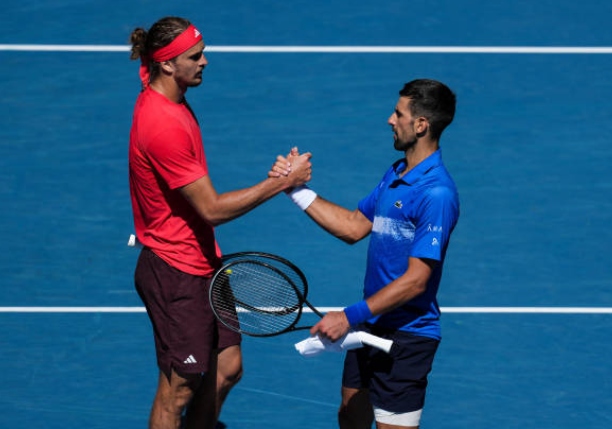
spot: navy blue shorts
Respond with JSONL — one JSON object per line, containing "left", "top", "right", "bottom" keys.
{"left": 342, "top": 325, "right": 439, "bottom": 413}
{"left": 134, "top": 247, "right": 241, "bottom": 379}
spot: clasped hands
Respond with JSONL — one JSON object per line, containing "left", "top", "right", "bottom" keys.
{"left": 268, "top": 147, "right": 311, "bottom": 188}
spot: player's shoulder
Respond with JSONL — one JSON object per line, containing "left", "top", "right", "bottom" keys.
{"left": 420, "top": 169, "right": 459, "bottom": 203}
{"left": 424, "top": 184, "right": 457, "bottom": 201}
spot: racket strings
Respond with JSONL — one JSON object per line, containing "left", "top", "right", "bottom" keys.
{"left": 211, "top": 261, "right": 304, "bottom": 336}
{"left": 221, "top": 253, "right": 308, "bottom": 296}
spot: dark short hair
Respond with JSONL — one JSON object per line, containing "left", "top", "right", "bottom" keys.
{"left": 399, "top": 79, "right": 456, "bottom": 140}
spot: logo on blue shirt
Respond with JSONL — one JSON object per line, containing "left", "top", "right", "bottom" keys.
{"left": 427, "top": 223, "right": 443, "bottom": 232}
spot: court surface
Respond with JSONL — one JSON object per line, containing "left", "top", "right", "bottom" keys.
{"left": 1, "top": 1, "right": 611, "bottom": 428}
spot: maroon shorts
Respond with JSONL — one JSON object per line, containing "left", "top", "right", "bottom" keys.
{"left": 134, "top": 247, "right": 241, "bottom": 378}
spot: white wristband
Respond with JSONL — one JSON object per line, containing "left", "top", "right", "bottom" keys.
{"left": 287, "top": 185, "right": 317, "bottom": 210}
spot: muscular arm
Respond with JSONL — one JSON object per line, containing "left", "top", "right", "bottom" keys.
{"left": 303, "top": 197, "right": 373, "bottom": 244}
{"left": 366, "top": 256, "right": 435, "bottom": 315}
{"left": 279, "top": 148, "right": 371, "bottom": 243}
{"left": 310, "top": 256, "right": 436, "bottom": 340}
{"left": 181, "top": 153, "right": 311, "bottom": 226}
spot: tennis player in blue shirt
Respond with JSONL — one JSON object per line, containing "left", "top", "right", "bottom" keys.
{"left": 282, "top": 79, "right": 459, "bottom": 429}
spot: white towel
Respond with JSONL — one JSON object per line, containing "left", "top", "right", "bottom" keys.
{"left": 295, "top": 331, "right": 392, "bottom": 357}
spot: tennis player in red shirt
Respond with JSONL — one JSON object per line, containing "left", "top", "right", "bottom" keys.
{"left": 129, "top": 16, "right": 312, "bottom": 429}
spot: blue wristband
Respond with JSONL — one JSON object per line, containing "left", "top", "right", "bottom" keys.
{"left": 343, "top": 300, "right": 373, "bottom": 326}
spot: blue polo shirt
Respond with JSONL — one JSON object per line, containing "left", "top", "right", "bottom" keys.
{"left": 357, "top": 150, "right": 459, "bottom": 340}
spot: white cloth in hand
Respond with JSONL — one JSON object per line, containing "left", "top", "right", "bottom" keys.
{"left": 294, "top": 331, "right": 365, "bottom": 357}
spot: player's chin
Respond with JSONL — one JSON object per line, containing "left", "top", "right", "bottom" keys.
{"left": 188, "top": 77, "right": 203, "bottom": 87}
{"left": 394, "top": 139, "right": 407, "bottom": 151}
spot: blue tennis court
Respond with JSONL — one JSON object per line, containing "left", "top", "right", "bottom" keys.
{"left": 1, "top": 1, "right": 611, "bottom": 428}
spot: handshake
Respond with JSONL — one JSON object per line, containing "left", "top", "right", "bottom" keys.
{"left": 268, "top": 147, "right": 317, "bottom": 211}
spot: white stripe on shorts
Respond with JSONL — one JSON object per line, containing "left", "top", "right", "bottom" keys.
{"left": 373, "top": 406, "right": 423, "bottom": 426}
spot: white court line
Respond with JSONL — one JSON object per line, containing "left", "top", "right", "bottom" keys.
{"left": 1, "top": 307, "right": 611, "bottom": 314}
{"left": 0, "top": 307, "right": 147, "bottom": 313}
{"left": 1, "top": 45, "right": 612, "bottom": 54}
{"left": 311, "top": 307, "right": 612, "bottom": 314}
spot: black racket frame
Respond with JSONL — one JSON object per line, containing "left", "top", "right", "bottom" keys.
{"left": 210, "top": 251, "right": 324, "bottom": 336}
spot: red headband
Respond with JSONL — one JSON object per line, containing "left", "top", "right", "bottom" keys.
{"left": 139, "top": 24, "right": 203, "bottom": 87}
{"left": 152, "top": 24, "right": 202, "bottom": 62}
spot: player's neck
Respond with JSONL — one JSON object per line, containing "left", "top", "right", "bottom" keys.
{"left": 149, "top": 78, "right": 187, "bottom": 104}
{"left": 402, "top": 139, "right": 438, "bottom": 174}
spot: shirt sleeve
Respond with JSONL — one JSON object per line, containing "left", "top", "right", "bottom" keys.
{"left": 358, "top": 186, "right": 379, "bottom": 221}
{"left": 410, "top": 186, "right": 459, "bottom": 261}
{"left": 358, "top": 165, "right": 397, "bottom": 221}
{"left": 145, "top": 126, "right": 208, "bottom": 190}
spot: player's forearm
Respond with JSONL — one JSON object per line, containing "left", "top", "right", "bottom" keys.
{"left": 202, "top": 177, "right": 293, "bottom": 226}
{"left": 304, "top": 197, "right": 369, "bottom": 244}
{"left": 184, "top": 152, "right": 312, "bottom": 225}
{"left": 344, "top": 258, "right": 433, "bottom": 326}
{"left": 343, "top": 279, "right": 427, "bottom": 327}
{"left": 367, "top": 278, "right": 428, "bottom": 316}
{"left": 365, "top": 258, "right": 434, "bottom": 317}
{"left": 182, "top": 173, "right": 298, "bottom": 226}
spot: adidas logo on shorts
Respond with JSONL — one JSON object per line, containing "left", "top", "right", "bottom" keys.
{"left": 184, "top": 355, "right": 197, "bottom": 364}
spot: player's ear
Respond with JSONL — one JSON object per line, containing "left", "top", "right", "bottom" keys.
{"left": 159, "top": 60, "right": 175, "bottom": 74}
{"left": 415, "top": 117, "right": 429, "bottom": 135}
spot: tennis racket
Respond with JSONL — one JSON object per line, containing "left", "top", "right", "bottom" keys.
{"left": 210, "top": 251, "right": 393, "bottom": 353}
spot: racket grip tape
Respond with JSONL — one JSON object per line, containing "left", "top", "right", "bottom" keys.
{"left": 343, "top": 300, "right": 373, "bottom": 326}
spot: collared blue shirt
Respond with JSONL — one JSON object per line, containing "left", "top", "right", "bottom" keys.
{"left": 357, "top": 150, "right": 459, "bottom": 340}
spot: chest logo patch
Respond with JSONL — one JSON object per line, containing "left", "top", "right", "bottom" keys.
{"left": 394, "top": 200, "right": 403, "bottom": 209}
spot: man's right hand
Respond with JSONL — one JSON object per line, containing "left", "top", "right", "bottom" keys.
{"left": 268, "top": 147, "right": 312, "bottom": 189}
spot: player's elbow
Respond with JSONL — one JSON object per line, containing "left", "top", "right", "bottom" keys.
{"left": 402, "top": 278, "right": 429, "bottom": 301}
{"left": 413, "top": 281, "right": 428, "bottom": 296}
{"left": 397, "top": 283, "right": 428, "bottom": 307}
{"left": 204, "top": 217, "right": 224, "bottom": 227}
{"left": 339, "top": 211, "right": 372, "bottom": 244}
{"left": 193, "top": 205, "right": 229, "bottom": 227}
{"left": 201, "top": 212, "right": 230, "bottom": 227}
{"left": 337, "top": 222, "right": 371, "bottom": 244}
{"left": 336, "top": 229, "right": 367, "bottom": 245}
{"left": 190, "top": 196, "right": 237, "bottom": 226}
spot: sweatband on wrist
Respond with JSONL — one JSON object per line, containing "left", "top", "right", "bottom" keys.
{"left": 287, "top": 185, "right": 317, "bottom": 210}
{"left": 343, "top": 300, "right": 373, "bottom": 326}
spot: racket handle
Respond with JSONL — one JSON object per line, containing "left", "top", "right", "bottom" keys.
{"left": 357, "top": 332, "right": 393, "bottom": 353}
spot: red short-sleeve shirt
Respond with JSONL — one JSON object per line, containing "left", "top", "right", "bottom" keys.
{"left": 129, "top": 88, "right": 221, "bottom": 276}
